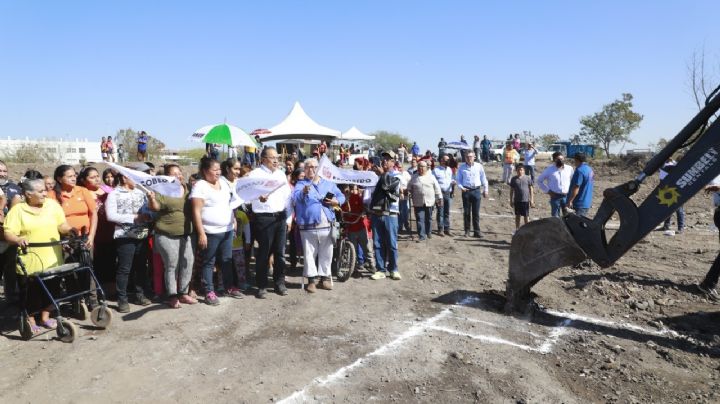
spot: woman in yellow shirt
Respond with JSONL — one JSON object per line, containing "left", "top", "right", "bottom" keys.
{"left": 4, "top": 178, "right": 74, "bottom": 334}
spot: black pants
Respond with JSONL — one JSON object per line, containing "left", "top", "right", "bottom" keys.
{"left": 115, "top": 238, "right": 149, "bottom": 301}
{"left": 253, "top": 214, "right": 287, "bottom": 289}
{"left": 0, "top": 247, "right": 18, "bottom": 301}
{"left": 461, "top": 188, "right": 481, "bottom": 233}
{"left": 701, "top": 207, "right": 720, "bottom": 289}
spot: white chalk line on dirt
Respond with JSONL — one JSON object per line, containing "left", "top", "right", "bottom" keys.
{"left": 278, "top": 296, "right": 566, "bottom": 403}
{"left": 449, "top": 314, "right": 547, "bottom": 338}
{"left": 278, "top": 306, "right": 454, "bottom": 403}
{"left": 542, "top": 308, "right": 683, "bottom": 338}
{"left": 424, "top": 325, "right": 539, "bottom": 352}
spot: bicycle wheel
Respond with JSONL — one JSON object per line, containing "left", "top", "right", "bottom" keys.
{"left": 336, "top": 239, "right": 356, "bottom": 282}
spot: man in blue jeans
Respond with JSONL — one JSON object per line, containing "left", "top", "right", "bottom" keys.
{"left": 455, "top": 151, "right": 489, "bottom": 237}
{"left": 537, "top": 152, "right": 574, "bottom": 217}
{"left": 433, "top": 155, "right": 455, "bottom": 236}
{"left": 566, "top": 152, "right": 594, "bottom": 217}
{"left": 367, "top": 156, "right": 402, "bottom": 280}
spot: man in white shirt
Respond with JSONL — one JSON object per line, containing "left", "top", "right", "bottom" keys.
{"left": 248, "top": 147, "right": 293, "bottom": 298}
{"left": 455, "top": 151, "right": 489, "bottom": 237}
{"left": 433, "top": 155, "right": 455, "bottom": 236}
{"left": 536, "top": 152, "right": 574, "bottom": 217}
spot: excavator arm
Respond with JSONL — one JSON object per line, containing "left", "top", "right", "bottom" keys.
{"left": 506, "top": 87, "right": 720, "bottom": 311}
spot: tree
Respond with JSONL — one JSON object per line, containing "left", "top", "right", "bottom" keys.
{"left": 114, "top": 128, "right": 166, "bottom": 161}
{"left": 368, "top": 130, "right": 412, "bottom": 153}
{"left": 537, "top": 133, "right": 560, "bottom": 148}
{"left": 688, "top": 47, "right": 720, "bottom": 113}
{"left": 579, "top": 93, "right": 643, "bottom": 158}
{"left": 655, "top": 137, "right": 669, "bottom": 152}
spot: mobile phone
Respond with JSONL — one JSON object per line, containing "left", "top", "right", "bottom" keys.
{"left": 324, "top": 192, "right": 334, "bottom": 200}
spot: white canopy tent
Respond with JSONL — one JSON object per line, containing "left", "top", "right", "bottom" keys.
{"left": 339, "top": 126, "right": 375, "bottom": 141}
{"left": 260, "top": 102, "right": 341, "bottom": 142}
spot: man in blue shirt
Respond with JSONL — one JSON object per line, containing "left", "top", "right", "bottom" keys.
{"left": 433, "top": 155, "right": 455, "bottom": 236}
{"left": 480, "top": 135, "right": 492, "bottom": 163}
{"left": 566, "top": 152, "right": 594, "bottom": 217}
{"left": 456, "top": 151, "right": 489, "bottom": 237}
{"left": 411, "top": 142, "right": 421, "bottom": 158}
{"left": 137, "top": 131, "right": 148, "bottom": 162}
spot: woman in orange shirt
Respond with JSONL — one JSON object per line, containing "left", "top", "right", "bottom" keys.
{"left": 48, "top": 165, "right": 98, "bottom": 249}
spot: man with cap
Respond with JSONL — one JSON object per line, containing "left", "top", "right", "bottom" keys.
{"left": 366, "top": 155, "right": 402, "bottom": 280}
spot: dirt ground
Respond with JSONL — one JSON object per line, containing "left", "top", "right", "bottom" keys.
{"left": 1, "top": 160, "right": 720, "bottom": 403}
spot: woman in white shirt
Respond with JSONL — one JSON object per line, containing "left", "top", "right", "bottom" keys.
{"left": 408, "top": 161, "right": 442, "bottom": 241}
{"left": 190, "top": 157, "right": 239, "bottom": 306}
{"left": 105, "top": 173, "right": 153, "bottom": 313}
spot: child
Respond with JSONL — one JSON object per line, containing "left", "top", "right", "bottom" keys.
{"left": 232, "top": 207, "right": 251, "bottom": 289}
{"left": 509, "top": 163, "right": 534, "bottom": 233}
{"left": 341, "top": 185, "right": 374, "bottom": 271}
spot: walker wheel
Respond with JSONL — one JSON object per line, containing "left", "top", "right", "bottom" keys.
{"left": 19, "top": 316, "right": 33, "bottom": 341}
{"left": 90, "top": 306, "right": 113, "bottom": 329}
{"left": 56, "top": 319, "right": 78, "bottom": 343}
{"left": 74, "top": 301, "right": 90, "bottom": 321}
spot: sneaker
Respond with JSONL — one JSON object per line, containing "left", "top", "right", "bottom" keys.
{"left": 437, "top": 232, "right": 445, "bottom": 237}
{"left": 319, "top": 278, "right": 333, "bottom": 290}
{"left": 117, "top": 299, "right": 130, "bottom": 313}
{"left": 444, "top": 230, "right": 451, "bottom": 236}
{"left": 167, "top": 297, "right": 181, "bottom": 309}
{"left": 133, "top": 295, "right": 152, "bottom": 306}
{"left": 306, "top": 282, "right": 317, "bottom": 293}
{"left": 697, "top": 284, "right": 720, "bottom": 302}
{"left": 677, "top": 228, "right": 685, "bottom": 234}
{"left": 473, "top": 233, "right": 482, "bottom": 238}
{"left": 663, "top": 230, "right": 675, "bottom": 236}
{"left": 464, "top": 231, "right": 470, "bottom": 238}
{"left": 205, "top": 291, "right": 220, "bottom": 306}
{"left": 227, "top": 288, "right": 244, "bottom": 299}
{"left": 427, "top": 234, "right": 432, "bottom": 239}
{"left": 390, "top": 271, "right": 402, "bottom": 280}
{"left": 178, "top": 294, "right": 198, "bottom": 305}
{"left": 256, "top": 288, "right": 267, "bottom": 299}
{"left": 370, "top": 271, "right": 387, "bottom": 280}
{"left": 276, "top": 283, "right": 289, "bottom": 296}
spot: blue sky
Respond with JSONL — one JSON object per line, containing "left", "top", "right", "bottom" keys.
{"left": 1, "top": 1, "right": 718, "bottom": 153}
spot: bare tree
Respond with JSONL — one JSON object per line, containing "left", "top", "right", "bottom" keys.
{"left": 688, "top": 46, "right": 720, "bottom": 116}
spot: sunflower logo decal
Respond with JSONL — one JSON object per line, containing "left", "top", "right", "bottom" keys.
{"left": 656, "top": 185, "right": 680, "bottom": 207}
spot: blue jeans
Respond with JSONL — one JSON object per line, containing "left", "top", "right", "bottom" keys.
{"left": 436, "top": 192, "right": 452, "bottom": 231}
{"left": 524, "top": 165, "right": 535, "bottom": 182}
{"left": 461, "top": 188, "right": 481, "bottom": 233}
{"left": 399, "top": 200, "right": 410, "bottom": 231}
{"left": 371, "top": 214, "right": 398, "bottom": 273}
{"left": 414, "top": 206, "right": 433, "bottom": 239}
{"left": 550, "top": 194, "right": 567, "bottom": 217}
{"left": 200, "top": 231, "right": 234, "bottom": 294}
{"left": 663, "top": 206, "right": 685, "bottom": 230}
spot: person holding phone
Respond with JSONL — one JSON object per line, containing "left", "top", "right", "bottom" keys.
{"left": 292, "top": 158, "right": 345, "bottom": 293}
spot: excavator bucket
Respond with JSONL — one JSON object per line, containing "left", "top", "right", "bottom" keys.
{"left": 505, "top": 217, "right": 587, "bottom": 312}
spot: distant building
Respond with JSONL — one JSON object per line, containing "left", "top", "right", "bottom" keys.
{"left": 0, "top": 137, "right": 102, "bottom": 164}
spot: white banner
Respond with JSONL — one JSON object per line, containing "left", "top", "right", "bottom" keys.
{"left": 317, "top": 156, "right": 378, "bottom": 186}
{"left": 107, "top": 163, "right": 184, "bottom": 197}
{"left": 233, "top": 174, "right": 286, "bottom": 204}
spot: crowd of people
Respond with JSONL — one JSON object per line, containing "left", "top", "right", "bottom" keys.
{"left": 7, "top": 132, "right": 720, "bottom": 337}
